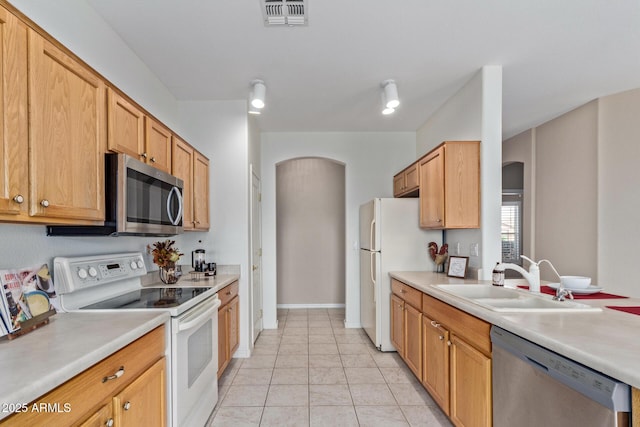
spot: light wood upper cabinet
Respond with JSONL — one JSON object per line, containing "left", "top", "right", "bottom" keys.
{"left": 0, "top": 5, "right": 27, "bottom": 218}
{"left": 145, "top": 117, "right": 172, "bottom": 174}
{"left": 393, "top": 161, "right": 419, "bottom": 198}
{"left": 171, "top": 137, "right": 209, "bottom": 231}
{"left": 107, "top": 89, "right": 145, "bottom": 160}
{"left": 108, "top": 90, "right": 173, "bottom": 174}
{"left": 193, "top": 152, "right": 210, "bottom": 230}
{"left": 419, "top": 141, "right": 480, "bottom": 229}
{"left": 172, "top": 136, "right": 194, "bottom": 229}
{"left": 28, "top": 29, "right": 106, "bottom": 221}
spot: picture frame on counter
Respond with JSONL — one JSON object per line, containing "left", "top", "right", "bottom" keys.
{"left": 447, "top": 256, "right": 469, "bottom": 278}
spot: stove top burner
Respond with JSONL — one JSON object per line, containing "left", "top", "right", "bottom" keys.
{"left": 81, "top": 286, "right": 213, "bottom": 310}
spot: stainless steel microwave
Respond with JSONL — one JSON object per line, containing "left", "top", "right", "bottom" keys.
{"left": 47, "top": 153, "right": 184, "bottom": 236}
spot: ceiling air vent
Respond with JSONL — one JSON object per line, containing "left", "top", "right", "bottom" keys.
{"left": 262, "top": 0, "right": 307, "bottom": 26}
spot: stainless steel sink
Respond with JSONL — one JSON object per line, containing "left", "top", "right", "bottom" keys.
{"left": 432, "top": 284, "right": 602, "bottom": 312}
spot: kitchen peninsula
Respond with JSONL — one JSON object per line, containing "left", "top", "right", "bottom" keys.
{"left": 390, "top": 271, "right": 640, "bottom": 424}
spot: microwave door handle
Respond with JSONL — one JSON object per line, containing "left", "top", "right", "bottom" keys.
{"left": 167, "top": 186, "right": 183, "bottom": 226}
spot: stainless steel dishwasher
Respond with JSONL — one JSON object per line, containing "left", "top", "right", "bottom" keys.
{"left": 491, "top": 326, "right": 631, "bottom": 427}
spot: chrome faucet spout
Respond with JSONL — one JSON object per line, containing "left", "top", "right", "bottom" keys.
{"left": 496, "top": 258, "right": 541, "bottom": 293}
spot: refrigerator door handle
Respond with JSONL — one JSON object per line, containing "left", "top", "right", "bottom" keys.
{"left": 369, "top": 218, "right": 376, "bottom": 251}
{"left": 370, "top": 251, "right": 376, "bottom": 303}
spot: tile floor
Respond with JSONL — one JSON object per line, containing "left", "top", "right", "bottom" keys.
{"left": 207, "top": 308, "right": 452, "bottom": 426}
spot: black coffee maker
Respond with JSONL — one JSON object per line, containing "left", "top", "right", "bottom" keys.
{"left": 192, "top": 249, "right": 206, "bottom": 272}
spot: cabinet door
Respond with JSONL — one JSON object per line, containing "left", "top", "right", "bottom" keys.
{"left": 145, "top": 117, "right": 172, "bottom": 174}
{"left": 393, "top": 173, "right": 405, "bottom": 197}
{"left": 443, "top": 142, "right": 480, "bottom": 228}
{"left": 28, "top": 30, "right": 106, "bottom": 221}
{"left": 390, "top": 294, "right": 405, "bottom": 356}
{"left": 193, "top": 152, "right": 210, "bottom": 230}
{"left": 218, "top": 304, "right": 228, "bottom": 376}
{"left": 419, "top": 147, "right": 445, "bottom": 228}
{"left": 79, "top": 402, "right": 113, "bottom": 427}
{"left": 422, "top": 315, "right": 450, "bottom": 415}
{"left": 228, "top": 296, "right": 240, "bottom": 356}
{"left": 404, "top": 303, "right": 422, "bottom": 378}
{"left": 0, "top": 6, "right": 27, "bottom": 217}
{"left": 405, "top": 162, "right": 419, "bottom": 193}
{"left": 114, "top": 358, "right": 166, "bottom": 427}
{"left": 172, "top": 137, "right": 194, "bottom": 230}
{"left": 107, "top": 89, "right": 144, "bottom": 160}
{"left": 450, "top": 334, "right": 492, "bottom": 427}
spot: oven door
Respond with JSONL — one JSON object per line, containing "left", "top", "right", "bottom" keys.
{"left": 118, "top": 154, "right": 184, "bottom": 235}
{"left": 171, "top": 295, "right": 221, "bottom": 427}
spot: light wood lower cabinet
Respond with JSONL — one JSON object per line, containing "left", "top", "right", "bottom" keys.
{"left": 218, "top": 281, "right": 240, "bottom": 378}
{"left": 1, "top": 326, "right": 166, "bottom": 427}
{"left": 391, "top": 279, "right": 492, "bottom": 427}
{"left": 391, "top": 279, "right": 423, "bottom": 379}
{"left": 449, "top": 334, "right": 491, "bottom": 427}
{"left": 422, "top": 315, "right": 450, "bottom": 413}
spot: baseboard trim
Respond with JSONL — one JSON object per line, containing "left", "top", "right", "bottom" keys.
{"left": 343, "top": 320, "right": 361, "bottom": 328}
{"left": 277, "top": 303, "right": 346, "bottom": 309}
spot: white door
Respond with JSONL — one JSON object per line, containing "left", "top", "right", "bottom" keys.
{"left": 250, "top": 166, "right": 263, "bottom": 344}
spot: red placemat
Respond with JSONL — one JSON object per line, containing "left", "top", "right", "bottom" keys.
{"left": 517, "top": 285, "right": 628, "bottom": 299}
{"left": 606, "top": 306, "right": 640, "bottom": 316}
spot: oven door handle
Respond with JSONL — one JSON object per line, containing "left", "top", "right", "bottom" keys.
{"left": 167, "top": 186, "right": 183, "bottom": 226}
{"left": 178, "top": 298, "right": 221, "bottom": 332}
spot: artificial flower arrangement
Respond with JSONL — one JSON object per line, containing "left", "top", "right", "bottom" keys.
{"left": 149, "top": 240, "right": 183, "bottom": 267}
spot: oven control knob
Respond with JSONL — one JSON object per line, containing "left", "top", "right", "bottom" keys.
{"left": 130, "top": 261, "right": 137, "bottom": 270}
{"left": 88, "top": 267, "right": 98, "bottom": 277}
{"left": 78, "top": 268, "right": 88, "bottom": 279}
{"left": 136, "top": 260, "right": 144, "bottom": 269}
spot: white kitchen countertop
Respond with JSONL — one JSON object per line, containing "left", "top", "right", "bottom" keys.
{"left": 390, "top": 271, "right": 640, "bottom": 389}
{"left": 0, "top": 311, "right": 169, "bottom": 420}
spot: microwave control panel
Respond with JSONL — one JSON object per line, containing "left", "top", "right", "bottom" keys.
{"left": 54, "top": 253, "right": 147, "bottom": 294}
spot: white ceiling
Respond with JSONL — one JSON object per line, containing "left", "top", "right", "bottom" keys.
{"left": 86, "top": 0, "right": 640, "bottom": 138}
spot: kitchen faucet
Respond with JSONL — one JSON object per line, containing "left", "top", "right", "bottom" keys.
{"left": 495, "top": 255, "right": 541, "bottom": 293}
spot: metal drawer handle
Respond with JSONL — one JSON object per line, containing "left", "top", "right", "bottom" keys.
{"left": 40, "top": 199, "right": 50, "bottom": 207}
{"left": 123, "top": 401, "right": 131, "bottom": 411}
{"left": 106, "top": 419, "right": 114, "bottom": 427}
{"left": 102, "top": 366, "right": 125, "bottom": 383}
{"left": 439, "top": 335, "right": 444, "bottom": 341}
{"left": 13, "top": 194, "right": 24, "bottom": 204}
{"left": 430, "top": 320, "right": 440, "bottom": 328}
{"left": 140, "top": 152, "right": 147, "bottom": 159}
{"left": 150, "top": 157, "right": 156, "bottom": 163}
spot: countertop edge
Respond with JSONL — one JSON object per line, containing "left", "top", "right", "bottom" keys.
{"left": 389, "top": 271, "right": 640, "bottom": 389}
{"left": 0, "top": 312, "right": 170, "bottom": 420}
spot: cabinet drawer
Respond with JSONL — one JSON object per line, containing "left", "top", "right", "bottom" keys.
{"left": 422, "top": 294, "right": 490, "bottom": 356}
{"left": 219, "top": 281, "right": 239, "bottom": 307}
{"left": 391, "top": 279, "right": 422, "bottom": 310}
{"left": 2, "top": 325, "right": 165, "bottom": 426}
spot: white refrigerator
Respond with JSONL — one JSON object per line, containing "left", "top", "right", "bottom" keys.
{"left": 360, "top": 198, "right": 442, "bottom": 352}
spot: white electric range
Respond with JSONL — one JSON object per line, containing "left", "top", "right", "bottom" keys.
{"left": 54, "top": 252, "right": 220, "bottom": 427}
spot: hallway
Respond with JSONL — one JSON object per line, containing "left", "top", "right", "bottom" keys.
{"left": 208, "top": 308, "right": 452, "bottom": 426}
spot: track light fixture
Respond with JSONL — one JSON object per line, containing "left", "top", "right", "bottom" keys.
{"left": 250, "top": 80, "right": 266, "bottom": 109}
{"left": 381, "top": 79, "right": 399, "bottom": 114}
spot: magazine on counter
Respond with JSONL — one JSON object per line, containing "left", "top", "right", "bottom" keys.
{"left": 0, "top": 264, "right": 57, "bottom": 336}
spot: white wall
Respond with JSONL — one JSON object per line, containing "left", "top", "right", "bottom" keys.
{"left": 10, "top": 0, "right": 180, "bottom": 131}
{"left": 598, "top": 89, "right": 640, "bottom": 296}
{"left": 177, "top": 101, "right": 251, "bottom": 356}
{"left": 535, "top": 101, "right": 598, "bottom": 281}
{"left": 416, "top": 67, "right": 503, "bottom": 279}
{"left": 261, "top": 132, "right": 416, "bottom": 328}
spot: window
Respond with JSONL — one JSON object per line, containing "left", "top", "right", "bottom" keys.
{"left": 501, "top": 193, "right": 522, "bottom": 265}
